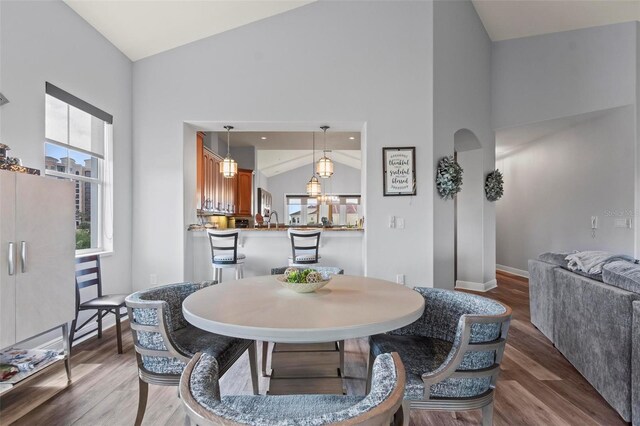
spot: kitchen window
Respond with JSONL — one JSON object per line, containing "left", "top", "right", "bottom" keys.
{"left": 44, "top": 83, "right": 113, "bottom": 254}
{"left": 286, "top": 195, "right": 361, "bottom": 226}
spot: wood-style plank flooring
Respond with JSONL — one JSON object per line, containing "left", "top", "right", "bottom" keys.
{"left": 0, "top": 271, "right": 626, "bottom": 425}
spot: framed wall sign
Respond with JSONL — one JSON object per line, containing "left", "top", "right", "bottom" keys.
{"left": 383, "top": 147, "right": 416, "bottom": 196}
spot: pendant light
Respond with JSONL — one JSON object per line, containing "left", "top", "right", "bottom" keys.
{"left": 316, "top": 125, "right": 334, "bottom": 178}
{"left": 306, "top": 132, "right": 322, "bottom": 196}
{"left": 220, "top": 125, "right": 238, "bottom": 178}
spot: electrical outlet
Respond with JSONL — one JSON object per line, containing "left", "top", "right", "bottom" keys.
{"left": 150, "top": 274, "right": 157, "bottom": 285}
{"left": 396, "top": 217, "right": 405, "bottom": 229}
{"left": 396, "top": 274, "right": 405, "bottom": 285}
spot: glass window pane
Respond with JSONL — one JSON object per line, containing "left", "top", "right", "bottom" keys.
{"left": 288, "top": 205, "right": 302, "bottom": 225}
{"left": 45, "top": 95, "right": 68, "bottom": 144}
{"left": 67, "top": 147, "right": 99, "bottom": 178}
{"left": 45, "top": 143, "right": 68, "bottom": 172}
{"left": 76, "top": 181, "right": 101, "bottom": 250}
{"left": 346, "top": 204, "right": 360, "bottom": 227}
{"left": 306, "top": 204, "right": 318, "bottom": 225}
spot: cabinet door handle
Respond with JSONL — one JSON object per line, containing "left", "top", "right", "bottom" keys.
{"left": 8, "top": 242, "right": 15, "bottom": 276}
{"left": 20, "top": 241, "right": 26, "bottom": 273}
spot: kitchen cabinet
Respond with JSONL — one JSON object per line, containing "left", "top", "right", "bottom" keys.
{"left": 0, "top": 171, "right": 75, "bottom": 348}
{"left": 197, "top": 135, "right": 249, "bottom": 215}
{"left": 236, "top": 169, "right": 253, "bottom": 216}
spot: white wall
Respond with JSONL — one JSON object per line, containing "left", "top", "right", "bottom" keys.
{"left": 230, "top": 146, "right": 256, "bottom": 170}
{"left": 133, "top": 1, "right": 434, "bottom": 290}
{"left": 433, "top": 0, "right": 494, "bottom": 288}
{"left": 0, "top": 1, "right": 133, "bottom": 296}
{"left": 456, "top": 148, "right": 485, "bottom": 284}
{"left": 492, "top": 22, "right": 636, "bottom": 131}
{"left": 496, "top": 106, "right": 636, "bottom": 271}
{"left": 267, "top": 162, "right": 361, "bottom": 216}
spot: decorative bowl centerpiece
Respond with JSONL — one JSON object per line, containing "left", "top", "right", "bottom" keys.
{"left": 276, "top": 267, "right": 331, "bottom": 293}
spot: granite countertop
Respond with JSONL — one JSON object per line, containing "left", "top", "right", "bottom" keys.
{"left": 187, "top": 225, "right": 364, "bottom": 232}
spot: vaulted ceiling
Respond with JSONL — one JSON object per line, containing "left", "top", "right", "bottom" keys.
{"left": 64, "top": 0, "right": 639, "bottom": 62}
{"left": 63, "top": 0, "right": 314, "bottom": 61}
{"left": 471, "top": 0, "right": 639, "bottom": 41}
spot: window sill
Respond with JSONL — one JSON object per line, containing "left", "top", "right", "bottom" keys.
{"left": 75, "top": 249, "right": 114, "bottom": 258}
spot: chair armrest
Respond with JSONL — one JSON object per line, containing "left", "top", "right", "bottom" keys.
{"left": 421, "top": 317, "right": 468, "bottom": 388}
{"left": 344, "top": 352, "right": 406, "bottom": 424}
{"left": 421, "top": 311, "right": 511, "bottom": 399}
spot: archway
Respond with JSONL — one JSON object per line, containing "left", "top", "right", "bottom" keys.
{"left": 453, "top": 129, "right": 482, "bottom": 284}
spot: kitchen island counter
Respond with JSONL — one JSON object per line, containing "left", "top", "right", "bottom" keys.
{"left": 186, "top": 227, "right": 363, "bottom": 281}
{"left": 187, "top": 225, "right": 364, "bottom": 232}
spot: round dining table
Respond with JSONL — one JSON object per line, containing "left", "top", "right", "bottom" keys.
{"left": 182, "top": 274, "right": 425, "bottom": 344}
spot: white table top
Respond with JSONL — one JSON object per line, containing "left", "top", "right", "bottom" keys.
{"left": 183, "top": 275, "right": 425, "bottom": 343}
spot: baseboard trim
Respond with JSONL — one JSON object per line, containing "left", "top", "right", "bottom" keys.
{"left": 455, "top": 279, "right": 497, "bottom": 292}
{"left": 496, "top": 264, "right": 529, "bottom": 278}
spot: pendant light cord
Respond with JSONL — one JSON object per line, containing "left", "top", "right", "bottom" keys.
{"left": 224, "top": 125, "right": 234, "bottom": 157}
{"left": 312, "top": 132, "right": 316, "bottom": 174}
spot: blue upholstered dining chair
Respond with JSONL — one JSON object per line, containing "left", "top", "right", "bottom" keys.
{"left": 263, "top": 266, "right": 345, "bottom": 378}
{"left": 368, "top": 288, "right": 511, "bottom": 426}
{"left": 180, "top": 351, "right": 407, "bottom": 426}
{"left": 125, "top": 281, "right": 259, "bottom": 426}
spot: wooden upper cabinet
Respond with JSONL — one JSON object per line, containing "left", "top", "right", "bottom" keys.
{"left": 236, "top": 169, "right": 253, "bottom": 216}
{"left": 196, "top": 132, "right": 205, "bottom": 210}
{"left": 196, "top": 132, "right": 252, "bottom": 215}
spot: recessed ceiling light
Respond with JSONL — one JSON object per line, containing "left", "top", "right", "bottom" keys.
{"left": 349, "top": 136, "right": 355, "bottom": 140}
{"left": 261, "top": 136, "right": 267, "bottom": 140}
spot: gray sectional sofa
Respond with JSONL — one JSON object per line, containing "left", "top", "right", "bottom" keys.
{"left": 529, "top": 256, "right": 640, "bottom": 425}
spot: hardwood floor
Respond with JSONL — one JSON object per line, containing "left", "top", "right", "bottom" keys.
{"left": 0, "top": 271, "right": 626, "bottom": 425}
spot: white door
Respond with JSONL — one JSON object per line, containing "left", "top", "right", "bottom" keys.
{"left": 14, "top": 174, "right": 75, "bottom": 342}
{"left": 0, "top": 171, "right": 16, "bottom": 348}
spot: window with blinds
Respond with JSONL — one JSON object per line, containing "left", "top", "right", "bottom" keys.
{"left": 44, "top": 83, "right": 113, "bottom": 253}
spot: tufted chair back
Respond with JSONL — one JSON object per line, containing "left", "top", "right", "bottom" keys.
{"left": 125, "top": 281, "right": 215, "bottom": 376}
{"left": 181, "top": 352, "right": 406, "bottom": 426}
{"left": 392, "top": 288, "right": 511, "bottom": 400}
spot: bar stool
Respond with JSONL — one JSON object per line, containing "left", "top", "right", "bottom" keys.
{"left": 207, "top": 229, "right": 245, "bottom": 282}
{"left": 288, "top": 228, "right": 322, "bottom": 267}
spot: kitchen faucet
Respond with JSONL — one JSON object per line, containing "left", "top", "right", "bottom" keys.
{"left": 267, "top": 211, "right": 279, "bottom": 229}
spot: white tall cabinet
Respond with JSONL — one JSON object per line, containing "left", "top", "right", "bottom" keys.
{"left": 0, "top": 171, "right": 75, "bottom": 349}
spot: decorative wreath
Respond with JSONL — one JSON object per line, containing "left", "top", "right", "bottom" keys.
{"left": 485, "top": 169, "right": 504, "bottom": 202}
{"left": 436, "top": 156, "right": 463, "bottom": 200}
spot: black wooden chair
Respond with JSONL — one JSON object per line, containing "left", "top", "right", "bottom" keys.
{"left": 70, "top": 255, "right": 128, "bottom": 354}
{"left": 287, "top": 229, "right": 322, "bottom": 267}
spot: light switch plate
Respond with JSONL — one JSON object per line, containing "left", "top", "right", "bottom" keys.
{"left": 591, "top": 216, "right": 598, "bottom": 229}
{"left": 614, "top": 218, "right": 627, "bottom": 228}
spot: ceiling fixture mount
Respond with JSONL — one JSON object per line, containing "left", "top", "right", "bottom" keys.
{"left": 306, "top": 132, "right": 322, "bottom": 196}
{"left": 220, "top": 125, "right": 238, "bottom": 178}
{"left": 316, "top": 125, "right": 334, "bottom": 179}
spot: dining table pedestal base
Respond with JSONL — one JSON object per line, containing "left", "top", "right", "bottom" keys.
{"left": 267, "top": 342, "right": 345, "bottom": 395}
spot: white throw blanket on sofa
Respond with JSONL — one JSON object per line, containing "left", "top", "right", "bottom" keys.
{"left": 565, "top": 251, "right": 633, "bottom": 275}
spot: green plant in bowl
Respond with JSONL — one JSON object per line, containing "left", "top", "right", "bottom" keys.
{"left": 286, "top": 269, "right": 316, "bottom": 283}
